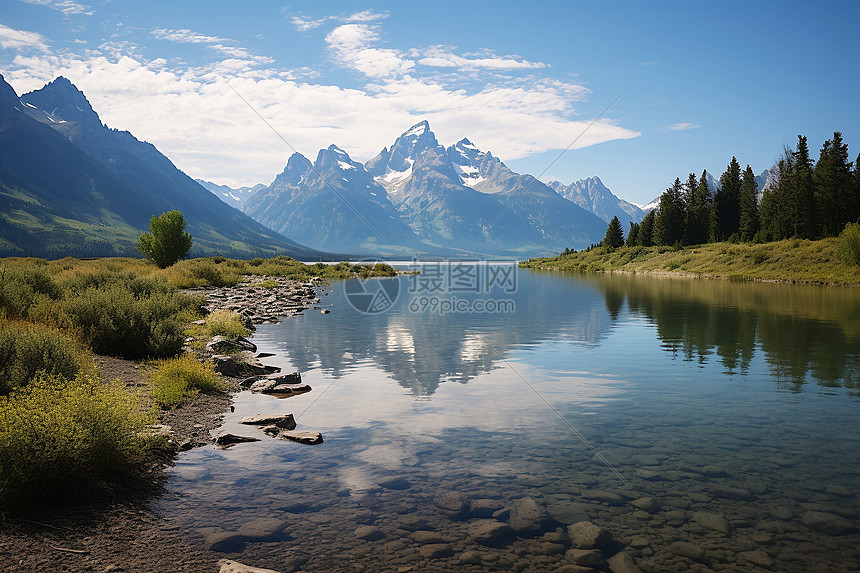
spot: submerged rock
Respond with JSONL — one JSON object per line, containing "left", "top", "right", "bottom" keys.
{"left": 567, "top": 521, "right": 613, "bottom": 550}
{"left": 278, "top": 430, "right": 324, "bottom": 445}
{"left": 468, "top": 519, "right": 512, "bottom": 546}
{"left": 508, "top": 496, "right": 551, "bottom": 533}
{"left": 240, "top": 413, "right": 297, "bottom": 430}
{"left": 218, "top": 559, "right": 282, "bottom": 573}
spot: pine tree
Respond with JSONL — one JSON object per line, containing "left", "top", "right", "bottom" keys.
{"left": 792, "top": 135, "right": 818, "bottom": 238}
{"left": 759, "top": 156, "right": 795, "bottom": 241}
{"left": 713, "top": 157, "right": 742, "bottom": 240}
{"left": 814, "top": 132, "right": 853, "bottom": 237}
{"left": 685, "top": 170, "right": 712, "bottom": 245}
{"left": 852, "top": 153, "right": 860, "bottom": 225}
{"left": 626, "top": 222, "right": 640, "bottom": 246}
{"left": 638, "top": 210, "right": 655, "bottom": 246}
{"left": 601, "top": 216, "right": 625, "bottom": 248}
{"left": 654, "top": 178, "right": 686, "bottom": 245}
{"left": 738, "top": 165, "right": 760, "bottom": 241}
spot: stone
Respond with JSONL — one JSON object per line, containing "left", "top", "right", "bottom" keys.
{"left": 218, "top": 560, "right": 282, "bottom": 573}
{"left": 547, "top": 501, "right": 590, "bottom": 525}
{"left": 249, "top": 380, "right": 312, "bottom": 396}
{"left": 355, "top": 525, "right": 385, "bottom": 541}
{"left": 212, "top": 355, "right": 239, "bottom": 376}
{"left": 236, "top": 517, "right": 287, "bottom": 539}
{"left": 240, "top": 414, "right": 296, "bottom": 430}
{"left": 458, "top": 550, "right": 482, "bottom": 565}
{"left": 738, "top": 550, "right": 773, "bottom": 568}
{"left": 397, "top": 515, "right": 430, "bottom": 531}
{"left": 215, "top": 433, "right": 260, "bottom": 447}
{"left": 801, "top": 511, "right": 858, "bottom": 536}
{"left": 708, "top": 484, "right": 755, "bottom": 501}
{"left": 207, "top": 335, "right": 257, "bottom": 354}
{"left": 278, "top": 430, "right": 324, "bottom": 445}
{"left": 629, "top": 497, "right": 661, "bottom": 514}
{"left": 606, "top": 551, "right": 643, "bottom": 573}
{"left": 770, "top": 506, "right": 794, "bottom": 521}
{"left": 265, "top": 371, "right": 302, "bottom": 385}
{"left": 418, "top": 544, "right": 454, "bottom": 559}
{"left": 536, "top": 542, "right": 566, "bottom": 556}
{"left": 564, "top": 548, "right": 608, "bottom": 570}
{"left": 509, "top": 496, "right": 551, "bottom": 533}
{"left": 567, "top": 521, "right": 612, "bottom": 550}
{"left": 692, "top": 511, "right": 730, "bottom": 534}
{"left": 378, "top": 477, "right": 411, "bottom": 490}
{"left": 434, "top": 490, "right": 466, "bottom": 513}
{"left": 206, "top": 531, "right": 245, "bottom": 552}
{"left": 412, "top": 530, "right": 446, "bottom": 544}
{"left": 468, "top": 520, "right": 512, "bottom": 546}
{"left": 669, "top": 541, "right": 706, "bottom": 563}
{"left": 470, "top": 498, "right": 503, "bottom": 518}
{"left": 580, "top": 489, "right": 625, "bottom": 505}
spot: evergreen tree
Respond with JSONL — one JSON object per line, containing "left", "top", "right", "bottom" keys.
{"left": 713, "top": 157, "right": 742, "bottom": 240}
{"left": 739, "top": 165, "right": 760, "bottom": 241}
{"left": 759, "top": 156, "right": 795, "bottom": 241}
{"left": 814, "top": 132, "right": 853, "bottom": 237}
{"left": 654, "top": 178, "right": 686, "bottom": 245}
{"left": 601, "top": 216, "right": 625, "bottom": 248}
{"left": 626, "top": 222, "right": 640, "bottom": 246}
{"left": 791, "top": 135, "right": 818, "bottom": 238}
{"left": 852, "top": 153, "right": 860, "bottom": 225}
{"left": 685, "top": 170, "right": 712, "bottom": 245}
{"left": 638, "top": 210, "right": 655, "bottom": 246}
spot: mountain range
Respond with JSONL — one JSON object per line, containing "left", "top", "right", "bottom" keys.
{"left": 212, "top": 121, "right": 643, "bottom": 257}
{"left": 0, "top": 75, "right": 326, "bottom": 259}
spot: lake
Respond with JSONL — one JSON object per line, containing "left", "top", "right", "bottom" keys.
{"left": 155, "top": 266, "right": 860, "bottom": 572}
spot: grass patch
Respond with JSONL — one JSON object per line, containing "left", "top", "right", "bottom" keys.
{"left": 0, "top": 372, "right": 157, "bottom": 507}
{"left": 148, "top": 354, "right": 225, "bottom": 409}
{"left": 521, "top": 238, "right": 860, "bottom": 286}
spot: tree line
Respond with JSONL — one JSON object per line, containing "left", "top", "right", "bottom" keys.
{"left": 593, "top": 131, "right": 860, "bottom": 250}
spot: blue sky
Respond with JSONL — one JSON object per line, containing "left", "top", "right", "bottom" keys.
{"left": 1, "top": 0, "right": 857, "bottom": 205}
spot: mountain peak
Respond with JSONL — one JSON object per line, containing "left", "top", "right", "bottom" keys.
{"left": 403, "top": 120, "right": 430, "bottom": 138}
{"left": 21, "top": 76, "right": 102, "bottom": 127}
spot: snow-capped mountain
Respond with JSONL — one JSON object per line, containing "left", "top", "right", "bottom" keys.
{"left": 243, "top": 121, "right": 608, "bottom": 257}
{"left": 548, "top": 176, "right": 645, "bottom": 226}
{"left": 196, "top": 180, "right": 266, "bottom": 208}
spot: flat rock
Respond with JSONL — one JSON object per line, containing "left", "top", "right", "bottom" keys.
{"left": 249, "top": 380, "right": 311, "bottom": 396}
{"left": 412, "top": 530, "right": 447, "bottom": 545}
{"left": 547, "top": 501, "right": 590, "bottom": 525}
{"left": 278, "top": 430, "right": 323, "bottom": 445}
{"left": 693, "top": 511, "right": 730, "bottom": 534}
{"left": 567, "top": 521, "right": 612, "bottom": 550}
{"left": 580, "top": 489, "right": 625, "bottom": 505}
{"left": 264, "top": 371, "right": 302, "bottom": 385}
{"left": 469, "top": 498, "right": 503, "bottom": 518}
{"left": 565, "top": 548, "right": 608, "bottom": 570}
{"left": 709, "top": 484, "right": 755, "bottom": 501}
{"left": 458, "top": 550, "right": 482, "bottom": 565}
{"left": 468, "top": 520, "right": 512, "bottom": 546}
{"left": 801, "top": 511, "right": 858, "bottom": 536}
{"left": 378, "top": 477, "right": 411, "bottom": 490}
{"left": 218, "top": 559, "right": 282, "bottom": 573}
{"left": 738, "top": 550, "right": 773, "bottom": 568}
{"left": 434, "top": 490, "right": 466, "bottom": 513}
{"left": 236, "top": 517, "right": 287, "bottom": 540}
{"left": 355, "top": 525, "right": 385, "bottom": 541}
{"left": 509, "top": 496, "right": 551, "bottom": 533}
{"left": 206, "top": 532, "right": 245, "bottom": 552}
{"left": 607, "top": 551, "right": 643, "bottom": 573}
{"left": 669, "top": 541, "right": 706, "bottom": 563}
{"left": 240, "top": 414, "right": 296, "bottom": 430}
{"left": 215, "top": 434, "right": 260, "bottom": 447}
{"left": 629, "top": 497, "right": 661, "bottom": 514}
{"left": 418, "top": 543, "right": 454, "bottom": 559}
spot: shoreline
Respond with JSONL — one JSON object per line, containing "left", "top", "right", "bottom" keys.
{"left": 0, "top": 274, "right": 320, "bottom": 572}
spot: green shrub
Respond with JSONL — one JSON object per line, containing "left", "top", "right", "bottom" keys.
{"left": 0, "top": 266, "right": 62, "bottom": 319}
{"left": 0, "top": 372, "right": 156, "bottom": 506}
{"left": 62, "top": 283, "right": 200, "bottom": 359}
{"left": 837, "top": 223, "right": 860, "bottom": 265}
{"left": 186, "top": 260, "right": 240, "bottom": 287}
{"left": 148, "top": 354, "right": 225, "bottom": 409}
{"left": 0, "top": 321, "right": 88, "bottom": 395}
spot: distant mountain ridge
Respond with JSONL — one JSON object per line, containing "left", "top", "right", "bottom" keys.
{"left": 239, "top": 120, "right": 610, "bottom": 257}
{"left": 0, "top": 75, "right": 326, "bottom": 259}
{"left": 196, "top": 179, "right": 266, "bottom": 208}
{"left": 547, "top": 176, "right": 645, "bottom": 226}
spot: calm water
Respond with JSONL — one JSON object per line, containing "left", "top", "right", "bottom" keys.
{"left": 156, "top": 269, "right": 860, "bottom": 572}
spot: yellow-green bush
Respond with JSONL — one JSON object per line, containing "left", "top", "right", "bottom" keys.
{"left": 203, "top": 310, "right": 250, "bottom": 339}
{"left": 0, "top": 321, "right": 90, "bottom": 395}
{"left": 837, "top": 223, "right": 860, "bottom": 265}
{"left": 0, "top": 373, "right": 156, "bottom": 506}
{"left": 0, "top": 266, "right": 62, "bottom": 319}
{"left": 148, "top": 354, "right": 225, "bottom": 409}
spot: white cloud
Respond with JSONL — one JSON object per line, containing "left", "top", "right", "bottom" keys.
{"left": 152, "top": 28, "right": 231, "bottom": 44}
{"left": 418, "top": 46, "right": 547, "bottom": 71}
{"left": 289, "top": 10, "right": 388, "bottom": 32}
{"left": 325, "top": 24, "right": 413, "bottom": 78}
{"left": 667, "top": 122, "right": 699, "bottom": 131}
{"left": 0, "top": 24, "right": 49, "bottom": 52}
{"left": 20, "top": 0, "right": 93, "bottom": 16}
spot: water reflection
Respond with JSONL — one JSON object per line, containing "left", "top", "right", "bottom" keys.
{"left": 589, "top": 273, "right": 860, "bottom": 392}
